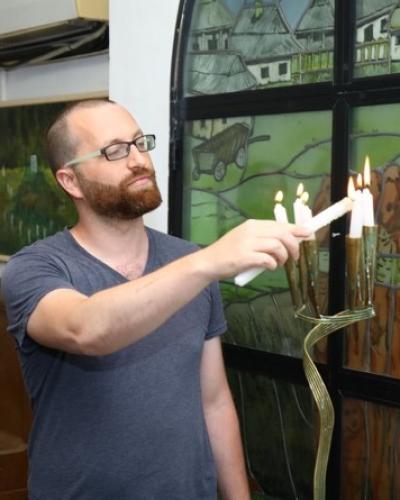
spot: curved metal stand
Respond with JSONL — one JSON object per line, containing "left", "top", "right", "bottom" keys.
{"left": 297, "top": 308, "right": 375, "bottom": 500}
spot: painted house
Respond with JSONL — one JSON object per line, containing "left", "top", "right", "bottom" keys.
{"left": 230, "top": 1, "right": 303, "bottom": 86}
{"left": 186, "top": 50, "right": 256, "bottom": 137}
{"left": 294, "top": 0, "right": 334, "bottom": 51}
{"left": 190, "top": 0, "right": 234, "bottom": 52}
{"left": 354, "top": 0, "right": 396, "bottom": 70}
{"left": 294, "top": 0, "right": 334, "bottom": 83}
{"left": 390, "top": 4, "right": 400, "bottom": 61}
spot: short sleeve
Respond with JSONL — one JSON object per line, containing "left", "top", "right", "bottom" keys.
{"left": 205, "top": 281, "right": 227, "bottom": 340}
{"left": 1, "top": 251, "right": 74, "bottom": 348}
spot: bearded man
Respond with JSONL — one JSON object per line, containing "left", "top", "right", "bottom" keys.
{"left": 2, "top": 99, "right": 309, "bottom": 500}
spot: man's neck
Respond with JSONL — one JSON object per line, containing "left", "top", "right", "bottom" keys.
{"left": 70, "top": 215, "right": 149, "bottom": 280}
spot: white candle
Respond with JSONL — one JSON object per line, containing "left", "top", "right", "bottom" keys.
{"left": 273, "top": 190, "right": 289, "bottom": 223}
{"left": 293, "top": 183, "right": 305, "bottom": 224}
{"left": 362, "top": 156, "right": 374, "bottom": 227}
{"left": 348, "top": 175, "right": 363, "bottom": 238}
{"left": 235, "top": 191, "right": 289, "bottom": 287}
{"left": 304, "top": 196, "right": 353, "bottom": 234}
{"left": 300, "top": 192, "right": 315, "bottom": 239}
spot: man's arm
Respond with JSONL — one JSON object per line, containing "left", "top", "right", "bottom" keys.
{"left": 27, "top": 220, "right": 309, "bottom": 355}
{"left": 200, "top": 336, "right": 250, "bottom": 500}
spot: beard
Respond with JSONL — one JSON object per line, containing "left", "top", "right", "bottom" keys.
{"left": 75, "top": 167, "right": 162, "bottom": 220}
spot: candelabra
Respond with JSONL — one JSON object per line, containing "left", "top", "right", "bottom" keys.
{"left": 286, "top": 226, "right": 377, "bottom": 500}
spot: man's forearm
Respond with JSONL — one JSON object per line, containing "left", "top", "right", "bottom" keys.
{"left": 205, "top": 399, "right": 250, "bottom": 500}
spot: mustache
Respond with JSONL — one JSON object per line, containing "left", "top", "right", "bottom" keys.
{"left": 121, "top": 167, "right": 156, "bottom": 188}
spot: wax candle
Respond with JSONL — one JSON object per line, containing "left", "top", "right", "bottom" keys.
{"left": 235, "top": 191, "right": 290, "bottom": 287}
{"left": 273, "top": 190, "right": 289, "bottom": 223}
{"left": 293, "top": 183, "right": 305, "bottom": 224}
{"left": 301, "top": 191, "right": 316, "bottom": 239}
{"left": 348, "top": 175, "right": 363, "bottom": 238}
{"left": 362, "top": 156, "right": 375, "bottom": 227}
{"left": 304, "top": 196, "right": 353, "bottom": 234}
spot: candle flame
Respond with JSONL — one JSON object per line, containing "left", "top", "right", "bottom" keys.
{"left": 275, "top": 190, "right": 284, "bottom": 203}
{"left": 356, "top": 173, "right": 363, "bottom": 189}
{"left": 363, "top": 155, "right": 371, "bottom": 187}
{"left": 296, "top": 183, "right": 304, "bottom": 197}
{"left": 347, "top": 177, "right": 356, "bottom": 199}
{"left": 301, "top": 191, "right": 309, "bottom": 204}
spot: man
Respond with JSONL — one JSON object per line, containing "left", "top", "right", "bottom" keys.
{"left": 2, "top": 99, "right": 309, "bottom": 499}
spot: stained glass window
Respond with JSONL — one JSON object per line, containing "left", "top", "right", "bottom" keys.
{"left": 173, "top": 1, "right": 400, "bottom": 498}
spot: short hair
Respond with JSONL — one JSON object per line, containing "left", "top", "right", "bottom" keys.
{"left": 45, "top": 98, "right": 116, "bottom": 174}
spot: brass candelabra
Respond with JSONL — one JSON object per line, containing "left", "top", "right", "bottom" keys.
{"left": 286, "top": 226, "right": 377, "bottom": 500}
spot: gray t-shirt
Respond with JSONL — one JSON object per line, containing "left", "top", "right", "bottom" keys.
{"left": 2, "top": 227, "right": 227, "bottom": 500}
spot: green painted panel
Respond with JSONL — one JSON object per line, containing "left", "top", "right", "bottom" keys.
{"left": 182, "top": 110, "right": 332, "bottom": 356}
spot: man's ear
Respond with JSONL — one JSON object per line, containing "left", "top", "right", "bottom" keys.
{"left": 55, "top": 168, "right": 84, "bottom": 199}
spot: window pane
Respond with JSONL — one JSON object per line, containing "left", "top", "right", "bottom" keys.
{"left": 345, "top": 103, "right": 400, "bottom": 377}
{"left": 341, "top": 398, "right": 400, "bottom": 499}
{"left": 354, "top": 1, "right": 398, "bottom": 78}
{"left": 182, "top": 110, "right": 332, "bottom": 357}
{"left": 227, "top": 368, "right": 315, "bottom": 498}
{"left": 183, "top": 0, "right": 334, "bottom": 96}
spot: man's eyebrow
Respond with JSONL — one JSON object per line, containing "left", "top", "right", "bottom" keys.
{"left": 101, "top": 130, "right": 144, "bottom": 148}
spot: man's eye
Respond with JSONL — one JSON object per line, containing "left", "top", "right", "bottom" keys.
{"left": 107, "top": 144, "right": 126, "bottom": 155}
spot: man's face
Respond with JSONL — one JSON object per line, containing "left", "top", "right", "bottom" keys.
{"left": 68, "top": 104, "right": 162, "bottom": 220}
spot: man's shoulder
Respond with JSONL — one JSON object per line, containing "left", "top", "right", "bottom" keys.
{"left": 8, "top": 230, "right": 69, "bottom": 262}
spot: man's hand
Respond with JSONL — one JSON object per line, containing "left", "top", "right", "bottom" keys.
{"left": 197, "top": 219, "right": 311, "bottom": 281}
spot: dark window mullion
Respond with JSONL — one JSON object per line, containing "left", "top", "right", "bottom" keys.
{"left": 326, "top": 95, "right": 350, "bottom": 500}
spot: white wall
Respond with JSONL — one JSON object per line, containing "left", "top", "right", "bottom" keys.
{"left": 109, "top": 0, "right": 182, "bottom": 232}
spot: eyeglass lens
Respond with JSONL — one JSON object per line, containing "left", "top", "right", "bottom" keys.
{"left": 105, "top": 135, "right": 155, "bottom": 161}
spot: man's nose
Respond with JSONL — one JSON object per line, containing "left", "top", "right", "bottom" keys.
{"left": 127, "top": 144, "right": 146, "bottom": 168}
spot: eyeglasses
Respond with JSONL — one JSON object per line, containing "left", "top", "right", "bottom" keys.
{"left": 64, "top": 134, "right": 156, "bottom": 167}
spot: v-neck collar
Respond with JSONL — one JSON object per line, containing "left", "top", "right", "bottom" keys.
{"left": 63, "top": 226, "right": 155, "bottom": 282}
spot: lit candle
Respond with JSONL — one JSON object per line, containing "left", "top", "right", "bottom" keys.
{"left": 293, "top": 183, "right": 305, "bottom": 224}
{"left": 235, "top": 191, "right": 290, "bottom": 287}
{"left": 301, "top": 191, "right": 316, "bottom": 239}
{"left": 362, "top": 156, "right": 374, "bottom": 227}
{"left": 273, "top": 190, "right": 289, "bottom": 223}
{"left": 348, "top": 175, "right": 363, "bottom": 238}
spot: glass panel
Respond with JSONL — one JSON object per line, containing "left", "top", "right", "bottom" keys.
{"left": 182, "top": 110, "right": 332, "bottom": 357}
{"left": 354, "top": 1, "right": 399, "bottom": 78}
{"left": 345, "top": 103, "right": 400, "bottom": 377}
{"left": 183, "top": 0, "right": 334, "bottom": 96}
{"left": 227, "top": 368, "right": 315, "bottom": 499}
{"left": 341, "top": 398, "right": 400, "bottom": 499}
{"left": 0, "top": 104, "right": 77, "bottom": 256}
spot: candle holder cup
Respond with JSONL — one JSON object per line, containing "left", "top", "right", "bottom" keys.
{"left": 287, "top": 226, "right": 377, "bottom": 500}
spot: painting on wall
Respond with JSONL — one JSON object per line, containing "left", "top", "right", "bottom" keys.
{"left": 184, "top": 0, "right": 334, "bottom": 96}
{"left": 0, "top": 103, "right": 77, "bottom": 259}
